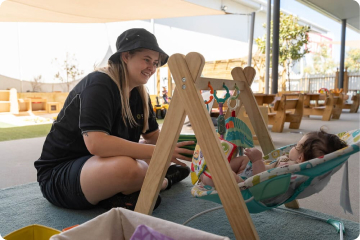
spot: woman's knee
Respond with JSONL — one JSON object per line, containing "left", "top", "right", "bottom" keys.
{"left": 127, "top": 159, "right": 148, "bottom": 181}
{"left": 110, "top": 157, "right": 148, "bottom": 182}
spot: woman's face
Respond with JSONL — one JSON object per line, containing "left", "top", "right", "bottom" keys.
{"left": 122, "top": 49, "right": 159, "bottom": 89}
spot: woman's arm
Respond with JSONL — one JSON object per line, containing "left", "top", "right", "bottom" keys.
{"left": 83, "top": 131, "right": 155, "bottom": 160}
{"left": 142, "top": 129, "right": 195, "bottom": 166}
{"left": 142, "top": 129, "right": 160, "bottom": 145}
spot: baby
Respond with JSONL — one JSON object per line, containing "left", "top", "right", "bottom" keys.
{"left": 200, "top": 130, "right": 348, "bottom": 187}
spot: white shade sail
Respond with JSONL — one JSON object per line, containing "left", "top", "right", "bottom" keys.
{"left": 0, "top": 0, "right": 224, "bottom": 23}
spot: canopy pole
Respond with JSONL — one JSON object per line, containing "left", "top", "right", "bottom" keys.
{"left": 339, "top": 19, "right": 346, "bottom": 89}
{"left": 271, "top": 0, "right": 280, "bottom": 94}
{"left": 248, "top": 12, "right": 256, "bottom": 66}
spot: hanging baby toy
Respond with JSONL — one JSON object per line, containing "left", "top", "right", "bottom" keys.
{"left": 203, "top": 82, "right": 214, "bottom": 111}
{"left": 213, "top": 83, "right": 230, "bottom": 138}
{"left": 224, "top": 84, "right": 254, "bottom": 155}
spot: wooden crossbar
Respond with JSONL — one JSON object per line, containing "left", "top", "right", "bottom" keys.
{"left": 196, "top": 77, "right": 245, "bottom": 90}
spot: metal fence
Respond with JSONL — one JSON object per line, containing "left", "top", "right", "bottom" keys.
{"left": 348, "top": 72, "right": 360, "bottom": 91}
{"left": 287, "top": 72, "right": 360, "bottom": 93}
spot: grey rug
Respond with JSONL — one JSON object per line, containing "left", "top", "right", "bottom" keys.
{"left": 0, "top": 179, "right": 359, "bottom": 240}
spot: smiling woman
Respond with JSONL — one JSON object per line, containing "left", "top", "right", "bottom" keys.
{"left": 34, "top": 28, "right": 194, "bottom": 212}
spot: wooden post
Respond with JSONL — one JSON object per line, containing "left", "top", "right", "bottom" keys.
{"left": 343, "top": 68, "right": 349, "bottom": 94}
{"left": 156, "top": 68, "right": 161, "bottom": 97}
{"left": 167, "top": 67, "right": 172, "bottom": 97}
{"left": 9, "top": 88, "right": 19, "bottom": 114}
{"left": 335, "top": 68, "right": 339, "bottom": 90}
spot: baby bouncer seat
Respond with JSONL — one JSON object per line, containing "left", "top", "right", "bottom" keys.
{"left": 191, "top": 129, "right": 360, "bottom": 214}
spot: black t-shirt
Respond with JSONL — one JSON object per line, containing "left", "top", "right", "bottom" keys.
{"left": 34, "top": 71, "right": 158, "bottom": 182}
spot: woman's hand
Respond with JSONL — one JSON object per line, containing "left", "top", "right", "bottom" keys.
{"left": 244, "top": 148, "right": 263, "bottom": 163}
{"left": 171, "top": 141, "right": 195, "bottom": 166}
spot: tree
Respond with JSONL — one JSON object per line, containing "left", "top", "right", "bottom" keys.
{"left": 305, "top": 43, "right": 337, "bottom": 74}
{"left": 345, "top": 48, "right": 360, "bottom": 72}
{"left": 52, "top": 53, "right": 84, "bottom": 92}
{"left": 255, "top": 12, "right": 310, "bottom": 91}
{"left": 31, "top": 75, "right": 42, "bottom": 92}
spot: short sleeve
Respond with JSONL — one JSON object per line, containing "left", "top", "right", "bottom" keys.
{"left": 144, "top": 96, "right": 158, "bottom": 134}
{"left": 79, "top": 83, "right": 117, "bottom": 134}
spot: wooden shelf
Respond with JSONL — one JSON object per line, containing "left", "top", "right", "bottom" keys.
{"left": 0, "top": 90, "right": 11, "bottom": 113}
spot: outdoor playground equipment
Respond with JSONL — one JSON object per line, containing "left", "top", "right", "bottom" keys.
{"left": 153, "top": 96, "right": 169, "bottom": 119}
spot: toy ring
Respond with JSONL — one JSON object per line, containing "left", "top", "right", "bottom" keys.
{"left": 230, "top": 84, "right": 240, "bottom": 100}
{"left": 213, "top": 83, "right": 230, "bottom": 103}
{"left": 227, "top": 97, "right": 240, "bottom": 112}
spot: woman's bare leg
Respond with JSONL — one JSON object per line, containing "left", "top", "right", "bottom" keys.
{"left": 80, "top": 155, "right": 167, "bottom": 205}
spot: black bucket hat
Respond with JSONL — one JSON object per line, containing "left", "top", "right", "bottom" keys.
{"left": 109, "top": 28, "right": 168, "bottom": 66}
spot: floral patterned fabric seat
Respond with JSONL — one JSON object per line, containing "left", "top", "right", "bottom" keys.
{"left": 191, "top": 129, "right": 360, "bottom": 213}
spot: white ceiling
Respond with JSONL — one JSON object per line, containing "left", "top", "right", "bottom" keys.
{"left": 296, "top": 0, "right": 360, "bottom": 33}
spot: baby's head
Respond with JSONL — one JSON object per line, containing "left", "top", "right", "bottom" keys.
{"left": 290, "top": 129, "right": 348, "bottom": 163}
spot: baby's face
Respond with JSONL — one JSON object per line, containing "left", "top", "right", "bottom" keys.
{"left": 289, "top": 135, "right": 307, "bottom": 163}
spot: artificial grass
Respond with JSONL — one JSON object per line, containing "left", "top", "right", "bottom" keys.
{"left": 0, "top": 119, "right": 166, "bottom": 142}
{"left": 0, "top": 122, "right": 16, "bottom": 128}
{"left": 0, "top": 124, "right": 52, "bottom": 142}
{"left": 0, "top": 119, "right": 165, "bottom": 142}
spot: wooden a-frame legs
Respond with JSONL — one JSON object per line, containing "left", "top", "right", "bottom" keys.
{"left": 135, "top": 52, "right": 298, "bottom": 239}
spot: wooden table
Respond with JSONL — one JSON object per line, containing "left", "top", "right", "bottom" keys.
{"left": 253, "top": 94, "right": 276, "bottom": 105}
{"left": 303, "top": 93, "right": 326, "bottom": 107}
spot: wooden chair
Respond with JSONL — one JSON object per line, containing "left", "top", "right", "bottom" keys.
{"left": 303, "top": 93, "right": 343, "bottom": 121}
{"left": 343, "top": 93, "right": 360, "bottom": 113}
{"left": 268, "top": 94, "right": 304, "bottom": 133}
{"left": 332, "top": 93, "right": 344, "bottom": 119}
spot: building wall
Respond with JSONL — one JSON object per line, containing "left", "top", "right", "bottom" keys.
{"left": 0, "top": 74, "right": 80, "bottom": 92}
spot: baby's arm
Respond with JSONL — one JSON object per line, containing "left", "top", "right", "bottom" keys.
{"left": 244, "top": 148, "right": 266, "bottom": 175}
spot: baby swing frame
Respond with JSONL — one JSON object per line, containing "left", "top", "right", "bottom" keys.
{"left": 134, "top": 52, "right": 293, "bottom": 239}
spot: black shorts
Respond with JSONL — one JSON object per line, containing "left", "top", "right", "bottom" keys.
{"left": 39, "top": 155, "right": 95, "bottom": 210}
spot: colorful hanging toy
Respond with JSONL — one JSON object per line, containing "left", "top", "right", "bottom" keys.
{"left": 203, "top": 82, "right": 214, "bottom": 111}
{"left": 213, "top": 83, "right": 230, "bottom": 138}
{"left": 224, "top": 85, "right": 254, "bottom": 155}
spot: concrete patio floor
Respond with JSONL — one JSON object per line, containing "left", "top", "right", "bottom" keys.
{"left": 0, "top": 110, "right": 359, "bottom": 223}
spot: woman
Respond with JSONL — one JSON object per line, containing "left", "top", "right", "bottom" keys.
{"left": 35, "top": 28, "right": 194, "bottom": 210}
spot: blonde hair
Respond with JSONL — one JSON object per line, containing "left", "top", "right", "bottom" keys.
{"left": 97, "top": 49, "right": 154, "bottom": 133}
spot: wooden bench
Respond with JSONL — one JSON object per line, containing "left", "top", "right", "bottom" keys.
{"left": 254, "top": 93, "right": 276, "bottom": 107}
{"left": 303, "top": 93, "right": 344, "bottom": 121}
{"left": 343, "top": 93, "right": 360, "bottom": 113}
{"left": 268, "top": 94, "right": 304, "bottom": 133}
